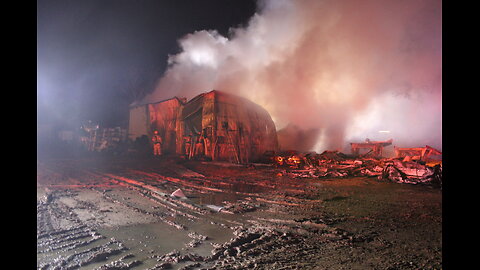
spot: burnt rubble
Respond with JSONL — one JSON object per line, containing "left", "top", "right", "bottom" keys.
{"left": 271, "top": 150, "right": 442, "bottom": 187}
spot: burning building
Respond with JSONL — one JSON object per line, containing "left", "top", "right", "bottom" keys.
{"left": 128, "top": 90, "right": 278, "bottom": 162}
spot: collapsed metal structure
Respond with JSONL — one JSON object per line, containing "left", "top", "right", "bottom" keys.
{"left": 271, "top": 150, "right": 442, "bottom": 187}
{"left": 394, "top": 145, "right": 442, "bottom": 162}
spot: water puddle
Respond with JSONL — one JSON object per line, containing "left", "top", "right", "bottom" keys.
{"left": 97, "top": 218, "right": 234, "bottom": 269}
{"left": 97, "top": 223, "right": 189, "bottom": 268}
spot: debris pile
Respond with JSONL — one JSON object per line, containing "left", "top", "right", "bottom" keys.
{"left": 380, "top": 159, "right": 442, "bottom": 187}
{"left": 272, "top": 150, "right": 442, "bottom": 186}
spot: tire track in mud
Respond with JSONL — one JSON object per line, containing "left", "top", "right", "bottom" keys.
{"left": 100, "top": 173, "right": 209, "bottom": 215}
{"left": 127, "top": 169, "right": 225, "bottom": 193}
{"left": 38, "top": 237, "right": 128, "bottom": 270}
{"left": 146, "top": 221, "right": 353, "bottom": 270}
{"left": 69, "top": 166, "right": 249, "bottom": 233}
{"left": 127, "top": 167, "right": 270, "bottom": 197}
{"left": 92, "top": 186, "right": 187, "bottom": 231}
{"left": 37, "top": 225, "right": 103, "bottom": 254}
{"left": 126, "top": 167, "right": 310, "bottom": 214}
{"left": 39, "top": 160, "right": 303, "bottom": 215}
{"left": 38, "top": 159, "right": 442, "bottom": 269}
{"left": 37, "top": 190, "right": 132, "bottom": 270}
{"left": 69, "top": 167, "right": 206, "bottom": 221}
{"left": 112, "top": 167, "right": 352, "bottom": 269}
{"left": 87, "top": 168, "right": 348, "bottom": 269}
{"left": 78, "top": 169, "right": 245, "bottom": 233}
{"left": 113, "top": 168, "right": 309, "bottom": 225}
{"left": 37, "top": 160, "right": 362, "bottom": 269}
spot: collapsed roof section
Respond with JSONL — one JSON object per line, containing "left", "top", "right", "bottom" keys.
{"left": 394, "top": 145, "right": 442, "bottom": 161}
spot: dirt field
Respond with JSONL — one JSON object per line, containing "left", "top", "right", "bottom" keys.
{"left": 37, "top": 155, "right": 442, "bottom": 269}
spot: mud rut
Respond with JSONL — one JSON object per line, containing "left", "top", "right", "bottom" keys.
{"left": 37, "top": 158, "right": 441, "bottom": 270}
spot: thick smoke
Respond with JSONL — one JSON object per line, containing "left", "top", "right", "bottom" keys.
{"left": 142, "top": 0, "right": 442, "bottom": 152}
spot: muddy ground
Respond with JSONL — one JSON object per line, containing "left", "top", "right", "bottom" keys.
{"left": 36, "top": 155, "right": 442, "bottom": 269}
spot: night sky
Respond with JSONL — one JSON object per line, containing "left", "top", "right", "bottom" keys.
{"left": 37, "top": 0, "right": 257, "bottom": 127}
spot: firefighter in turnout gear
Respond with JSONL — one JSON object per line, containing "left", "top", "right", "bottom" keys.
{"left": 152, "top": 130, "right": 163, "bottom": 156}
{"left": 184, "top": 135, "right": 192, "bottom": 159}
{"left": 194, "top": 131, "right": 204, "bottom": 157}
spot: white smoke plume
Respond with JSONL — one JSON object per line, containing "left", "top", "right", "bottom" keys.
{"left": 142, "top": 0, "right": 442, "bottom": 152}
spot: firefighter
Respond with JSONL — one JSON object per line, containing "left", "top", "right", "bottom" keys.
{"left": 202, "top": 128, "right": 211, "bottom": 157}
{"left": 152, "top": 130, "right": 163, "bottom": 156}
{"left": 184, "top": 135, "right": 192, "bottom": 159}
{"left": 193, "top": 131, "right": 204, "bottom": 157}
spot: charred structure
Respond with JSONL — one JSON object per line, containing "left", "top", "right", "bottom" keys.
{"left": 128, "top": 90, "right": 279, "bottom": 162}
{"left": 350, "top": 139, "right": 393, "bottom": 158}
{"left": 394, "top": 145, "right": 442, "bottom": 162}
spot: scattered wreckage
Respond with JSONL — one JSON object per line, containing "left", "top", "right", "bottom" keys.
{"left": 269, "top": 149, "right": 442, "bottom": 187}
